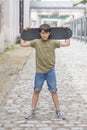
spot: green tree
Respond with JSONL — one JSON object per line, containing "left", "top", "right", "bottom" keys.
{"left": 73, "top": 0, "right": 87, "bottom": 6}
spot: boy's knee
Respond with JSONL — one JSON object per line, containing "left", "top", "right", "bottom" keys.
{"left": 34, "top": 90, "right": 40, "bottom": 94}
{"left": 51, "top": 91, "right": 57, "bottom": 94}
{"left": 49, "top": 88, "right": 57, "bottom": 93}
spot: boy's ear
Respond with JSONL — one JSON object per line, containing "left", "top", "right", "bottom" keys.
{"left": 49, "top": 32, "right": 51, "bottom": 35}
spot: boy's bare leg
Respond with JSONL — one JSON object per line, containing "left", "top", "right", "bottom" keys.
{"left": 32, "top": 90, "right": 40, "bottom": 110}
{"left": 51, "top": 92, "right": 65, "bottom": 119}
{"left": 25, "top": 90, "right": 40, "bottom": 119}
{"left": 51, "top": 92, "right": 60, "bottom": 110}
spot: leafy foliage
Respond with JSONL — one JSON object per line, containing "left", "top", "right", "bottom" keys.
{"left": 73, "top": 0, "right": 87, "bottom": 6}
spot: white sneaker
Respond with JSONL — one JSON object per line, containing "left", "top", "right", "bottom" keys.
{"left": 25, "top": 110, "right": 35, "bottom": 119}
{"left": 56, "top": 110, "right": 65, "bottom": 120}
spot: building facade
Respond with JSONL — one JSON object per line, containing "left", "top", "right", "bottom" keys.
{"left": 0, "top": 0, "right": 30, "bottom": 52}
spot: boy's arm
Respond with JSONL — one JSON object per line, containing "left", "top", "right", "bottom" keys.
{"left": 59, "top": 24, "right": 70, "bottom": 47}
{"left": 59, "top": 39, "right": 70, "bottom": 47}
{"left": 20, "top": 39, "right": 31, "bottom": 47}
{"left": 20, "top": 27, "right": 31, "bottom": 47}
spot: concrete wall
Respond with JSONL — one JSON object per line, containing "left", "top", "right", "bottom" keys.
{"left": 0, "top": 0, "right": 30, "bottom": 52}
{"left": 0, "top": 0, "right": 19, "bottom": 52}
{"left": 0, "top": 0, "right": 4, "bottom": 52}
{"left": 24, "top": 0, "right": 30, "bottom": 28}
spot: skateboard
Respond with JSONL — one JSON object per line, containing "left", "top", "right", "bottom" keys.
{"left": 21, "top": 27, "right": 72, "bottom": 41}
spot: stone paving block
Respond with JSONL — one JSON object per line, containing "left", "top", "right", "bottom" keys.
{"left": 41, "top": 120, "right": 52, "bottom": 124}
{"left": 38, "top": 128, "right": 52, "bottom": 130}
{"left": 25, "top": 128, "right": 37, "bottom": 130}
{"left": 0, "top": 128, "right": 6, "bottom": 130}
{"left": 12, "top": 128, "right": 24, "bottom": 130}
{"left": 27, "top": 121, "right": 40, "bottom": 124}
{"left": 71, "top": 128, "right": 84, "bottom": 130}
{"left": 56, "top": 128, "right": 69, "bottom": 130}
{"left": 36, "top": 124, "right": 48, "bottom": 127}
{"left": 20, "top": 124, "right": 35, "bottom": 127}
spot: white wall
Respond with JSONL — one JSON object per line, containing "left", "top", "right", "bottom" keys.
{"left": 24, "top": 0, "right": 30, "bottom": 28}
{"left": 0, "top": 0, "right": 20, "bottom": 52}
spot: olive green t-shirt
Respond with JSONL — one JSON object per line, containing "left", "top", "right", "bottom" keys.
{"left": 30, "top": 39, "right": 60, "bottom": 73}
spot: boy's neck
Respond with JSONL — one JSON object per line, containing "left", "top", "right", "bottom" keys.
{"left": 41, "top": 38, "right": 49, "bottom": 42}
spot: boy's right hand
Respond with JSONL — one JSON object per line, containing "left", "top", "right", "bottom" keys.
{"left": 24, "top": 27, "right": 30, "bottom": 31}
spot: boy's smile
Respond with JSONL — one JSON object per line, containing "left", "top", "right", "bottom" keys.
{"left": 40, "top": 30, "right": 51, "bottom": 41}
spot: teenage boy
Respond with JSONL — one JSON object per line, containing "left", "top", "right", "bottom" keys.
{"left": 20, "top": 24, "right": 70, "bottom": 119}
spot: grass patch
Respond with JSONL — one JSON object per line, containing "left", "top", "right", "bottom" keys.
{"left": 0, "top": 44, "right": 20, "bottom": 59}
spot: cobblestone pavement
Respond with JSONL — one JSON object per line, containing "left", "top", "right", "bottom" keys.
{"left": 0, "top": 39, "right": 87, "bottom": 130}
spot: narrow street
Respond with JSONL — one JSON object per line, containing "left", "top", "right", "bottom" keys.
{"left": 0, "top": 39, "right": 87, "bottom": 130}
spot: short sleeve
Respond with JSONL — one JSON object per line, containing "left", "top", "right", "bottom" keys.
{"left": 30, "top": 39, "right": 36, "bottom": 48}
{"left": 54, "top": 40, "right": 60, "bottom": 48}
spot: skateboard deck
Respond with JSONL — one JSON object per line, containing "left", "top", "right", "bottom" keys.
{"left": 21, "top": 27, "right": 72, "bottom": 40}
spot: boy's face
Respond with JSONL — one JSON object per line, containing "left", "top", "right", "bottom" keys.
{"left": 40, "top": 30, "right": 51, "bottom": 41}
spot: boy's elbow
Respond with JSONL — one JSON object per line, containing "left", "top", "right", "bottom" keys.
{"left": 68, "top": 41, "right": 70, "bottom": 46}
{"left": 20, "top": 42, "right": 23, "bottom": 47}
{"left": 20, "top": 44, "right": 24, "bottom": 47}
{"left": 66, "top": 39, "right": 70, "bottom": 46}
{"left": 20, "top": 39, "right": 31, "bottom": 47}
{"left": 20, "top": 39, "right": 25, "bottom": 47}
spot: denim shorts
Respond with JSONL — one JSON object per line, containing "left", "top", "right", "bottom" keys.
{"left": 34, "top": 68, "right": 57, "bottom": 93}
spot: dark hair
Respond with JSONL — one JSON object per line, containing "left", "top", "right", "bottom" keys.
{"left": 39, "top": 24, "right": 51, "bottom": 32}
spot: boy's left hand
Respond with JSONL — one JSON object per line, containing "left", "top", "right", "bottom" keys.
{"left": 62, "top": 24, "right": 69, "bottom": 28}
